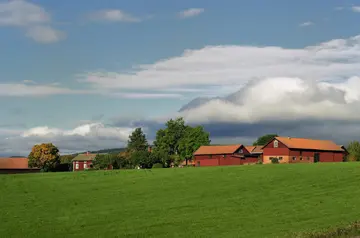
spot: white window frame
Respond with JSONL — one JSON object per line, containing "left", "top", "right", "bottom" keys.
{"left": 75, "top": 162, "right": 79, "bottom": 169}
{"left": 274, "top": 140, "right": 279, "bottom": 148}
{"left": 84, "top": 162, "right": 87, "bottom": 169}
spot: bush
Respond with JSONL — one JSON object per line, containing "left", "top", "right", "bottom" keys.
{"left": 152, "top": 163, "right": 164, "bottom": 169}
{"left": 271, "top": 158, "right": 279, "bottom": 164}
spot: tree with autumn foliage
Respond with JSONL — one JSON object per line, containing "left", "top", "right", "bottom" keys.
{"left": 28, "top": 143, "right": 60, "bottom": 171}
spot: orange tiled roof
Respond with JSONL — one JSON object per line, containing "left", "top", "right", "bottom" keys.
{"left": 0, "top": 158, "right": 29, "bottom": 169}
{"left": 245, "top": 146, "right": 255, "bottom": 153}
{"left": 245, "top": 146, "right": 263, "bottom": 154}
{"left": 275, "top": 137, "right": 343, "bottom": 152}
{"left": 193, "top": 144, "right": 242, "bottom": 155}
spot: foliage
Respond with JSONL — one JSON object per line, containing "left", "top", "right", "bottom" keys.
{"left": 127, "top": 128, "right": 149, "bottom": 153}
{"left": 153, "top": 117, "right": 187, "bottom": 155}
{"left": 2, "top": 164, "right": 360, "bottom": 237}
{"left": 253, "top": 134, "right": 278, "bottom": 146}
{"left": 60, "top": 154, "right": 76, "bottom": 164}
{"left": 149, "top": 150, "right": 170, "bottom": 168}
{"left": 152, "top": 163, "right": 164, "bottom": 169}
{"left": 92, "top": 154, "right": 117, "bottom": 170}
{"left": 130, "top": 151, "right": 152, "bottom": 169}
{"left": 28, "top": 143, "right": 60, "bottom": 171}
{"left": 346, "top": 141, "right": 360, "bottom": 161}
{"left": 271, "top": 158, "right": 279, "bottom": 164}
{"left": 178, "top": 125, "right": 210, "bottom": 164}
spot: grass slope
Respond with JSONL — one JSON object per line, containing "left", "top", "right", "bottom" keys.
{"left": 1, "top": 163, "right": 360, "bottom": 237}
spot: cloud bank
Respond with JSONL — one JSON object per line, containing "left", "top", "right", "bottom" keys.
{"left": 0, "top": 0, "right": 66, "bottom": 43}
{"left": 3, "top": 34, "right": 360, "bottom": 155}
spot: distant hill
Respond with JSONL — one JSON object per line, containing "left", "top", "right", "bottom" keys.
{"left": 89, "top": 148, "right": 126, "bottom": 154}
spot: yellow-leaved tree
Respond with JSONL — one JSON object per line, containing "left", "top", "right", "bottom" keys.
{"left": 28, "top": 143, "right": 60, "bottom": 171}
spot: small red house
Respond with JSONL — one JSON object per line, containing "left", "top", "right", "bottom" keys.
{"left": 72, "top": 152, "right": 97, "bottom": 171}
{"left": 193, "top": 144, "right": 258, "bottom": 167}
{"left": 245, "top": 146, "right": 263, "bottom": 161}
{"left": 262, "top": 137, "right": 347, "bottom": 164}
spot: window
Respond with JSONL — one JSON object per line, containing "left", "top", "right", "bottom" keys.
{"left": 223, "top": 155, "right": 226, "bottom": 158}
{"left": 307, "top": 157, "right": 310, "bottom": 160}
{"left": 292, "top": 157, "right": 296, "bottom": 161}
{"left": 238, "top": 149, "right": 243, "bottom": 154}
{"left": 300, "top": 157, "right": 303, "bottom": 161}
{"left": 274, "top": 140, "right": 279, "bottom": 148}
{"left": 75, "top": 162, "right": 79, "bottom": 169}
{"left": 279, "top": 157, "right": 283, "bottom": 160}
{"left": 84, "top": 163, "right": 87, "bottom": 169}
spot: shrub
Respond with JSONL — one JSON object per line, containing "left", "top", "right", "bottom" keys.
{"left": 152, "top": 163, "right": 164, "bottom": 169}
{"left": 271, "top": 158, "right": 279, "bottom": 164}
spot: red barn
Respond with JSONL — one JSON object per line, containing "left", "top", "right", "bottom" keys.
{"left": 72, "top": 152, "right": 96, "bottom": 171}
{"left": 0, "top": 157, "right": 40, "bottom": 174}
{"left": 262, "top": 137, "right": 347, "bottom": 164}
{"left": 193, "top": 144, "right": 258, "bottom": 167}
{"left": 245, "top": 146, "right": 263, "bottom": 162}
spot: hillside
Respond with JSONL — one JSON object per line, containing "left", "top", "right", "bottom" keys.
{"left": 1, "top": 163, "right": 360, "bottom": 237}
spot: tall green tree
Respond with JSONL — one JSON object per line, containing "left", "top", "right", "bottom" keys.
{"left": 253, "top": 134, "right": 278, "bottom": 146}
{"left": 153, "top": 117, "right": 187, "bottom": 156}
{"left": 28, "top": 143, "right": 60, "bottom": 171}
{"left": 127, "top": 127, "right": 148, "bottom": 153}
{"left": 346, "top": 141, "right": 360, "bottom": 161}
{"left": 178, "top": 126, "right": 211, "bottom": 164}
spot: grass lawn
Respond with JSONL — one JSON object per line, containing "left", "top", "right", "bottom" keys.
{"left": 1, "top": 163, "right": 360, "bottom": 237}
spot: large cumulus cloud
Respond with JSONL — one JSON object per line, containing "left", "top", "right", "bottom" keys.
{"left": 3, "top": 34, "right": 360, "bottom": 155}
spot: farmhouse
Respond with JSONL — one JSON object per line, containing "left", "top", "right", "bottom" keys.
{"left": 0, "top": 157, "right": 40, "bottom": 174}
{"left": 72, "top": 152, "right": 97, "bottom": 171}
{"left": 262, "top": 137, "right": 347, "bottom": 164}
{"left": 193, "top": 144, "right": 258, "bottom": 167}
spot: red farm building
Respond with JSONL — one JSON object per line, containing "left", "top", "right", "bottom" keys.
{"left": 0, "top": 157, "right": 40, "bottom": 174}
{"left": 72, "top": 152, "right": 97, "bottom": 171}
{"left": 193, "top": 144, "right": 259, "bottom": 167}
{"left": 261, "top": 137, "right": 347, "bottom": 164}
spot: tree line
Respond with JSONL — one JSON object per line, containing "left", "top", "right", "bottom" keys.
{"left": 27, "top": 117, "right": 211, "bottom": 171}
{"left": 27, "top": 126, "right": 360, "bottom": 172}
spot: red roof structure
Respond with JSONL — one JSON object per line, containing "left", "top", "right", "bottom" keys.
{"left": 0, "top": 158, "right": 29, "bottom": 169}
{"left": 266, "top": 137, "right": 344, "bottom": 152}
{"left": 193, "top": 144, "right": 243, "bottom": 155}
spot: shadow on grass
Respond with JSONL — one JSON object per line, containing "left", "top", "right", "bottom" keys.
{"left": 293, "top": 221, "right": 360, "bottom": 238}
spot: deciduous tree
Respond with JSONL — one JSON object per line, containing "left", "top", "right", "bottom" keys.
{"left": 178, "top": 126, "right": 211, "bottom": 164}
{"left": 346, "top": 141, "right": 360, "bottom": 161}
{"left": 28, "top": 143, "right": 60, "bottom": 171}
{"left": 253, "top": 134, "right": 278, "bottom": 146}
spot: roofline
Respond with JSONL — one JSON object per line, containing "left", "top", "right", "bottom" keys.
{"left": 260, "top": 137, "right": 344, "bottom": 152}
{"left": 193, "top": 144, "right": 244, "bottom": 155}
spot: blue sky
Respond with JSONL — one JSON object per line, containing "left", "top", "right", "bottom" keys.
{"left": 1, "top": 0, "right": 360, "bottom": 155}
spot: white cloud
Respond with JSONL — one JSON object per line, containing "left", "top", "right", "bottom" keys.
{"left": 81, "top": 34, "right": 360, "bottom": 96}
{"left": 0, "top": 83, "right": 85, "bottom": 97}
{"left": 178, "top": 8, "right": 205, "bottom": 18}
{"left": 26, "top": 25, "right": 66, "bottom": 43}
{"left": 352, "top": 6, "right": 360, "bottom": 12}
{"left": 177, "top": 76, "right": 360, "bottom": 124}
{"left": 299, "top": 21, "right": 313, "bottom": 27}
{"left": 0, "top": 0, "right": 49, "bottom": 26}
{"left": 89, "top": 9, "right": 142, "bottom": 22}
{"left": 1, "top": 123, "right": 136, "bottom": 155}
{"left": 0, "top": 82, "right": 183, "bottom": 98}
{"left": 0, "top": 0, "right": 65, "bottom": 43}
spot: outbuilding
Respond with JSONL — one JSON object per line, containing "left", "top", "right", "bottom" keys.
{"left": 72, "top": 152, "right": 97, "bottom": 171}
{"left": 193, "top": 144, "right": 258, "bottom": 167}
{"left": 261, "top": 137, "right": 347, "bottom": 164}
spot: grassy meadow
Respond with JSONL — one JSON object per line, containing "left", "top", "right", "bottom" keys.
{"left": 1, "top": 163, "right": 360, "bottom": 237}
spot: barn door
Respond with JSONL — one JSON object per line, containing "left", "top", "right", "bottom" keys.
{"left": 314, "top": 153, "right": 320, "bottom": 163}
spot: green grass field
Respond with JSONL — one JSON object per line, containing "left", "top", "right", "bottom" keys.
{"left": 1, "top": 163, "right": 360, "bottom": 238}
